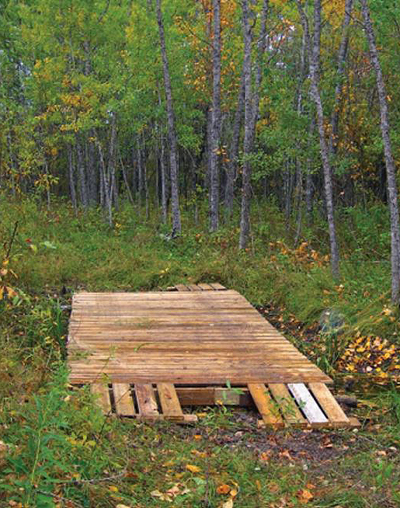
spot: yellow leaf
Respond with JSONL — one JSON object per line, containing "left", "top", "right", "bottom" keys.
{"left": 109, "top": 486, "right": 119, "bottom": 493}
{"left": 186, "top": 464, "right": 201, "bottom": 473}
{"left": 6, "top": 287, "right": 17, "bottom": 298}
{"left": 297, "top": 488, "right": 314, "bottom": 504}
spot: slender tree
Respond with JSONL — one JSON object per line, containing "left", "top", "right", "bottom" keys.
{"left": 329, "top": 0, "right": 354, "bottom": 156}
{"left": 295, "top": 0, "right": 340, "bottom": 278}
{"left": 360, "top": 0, "right": 400, "bottom": 304}
{"left": 239, "top": 0, "right": 269, "bottom": 249}
{"left": 209, "top": 0, "right": 222, "bottom": 232}
{"left": 239, "top": 0, "right": 253, "bottom": 249}
{"left": 156, "top": 0, "right": 181, "bottom": 235}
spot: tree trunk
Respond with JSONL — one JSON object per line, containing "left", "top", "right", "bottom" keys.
{"left": 305, "top": 118, "right": 316, "bottom": 224}
{"left": 329, "top": 0, "right": 354, "bottom": 156}
{"left": 137, "top": 143, "right": 143, "bottom": 209}
{"left": 295, "top": 0, "right": 340, "bottom": 278}
{"left": 239, "top": 0, "right": 268, "bottom": 248}
{"left": 360, "top": 0, "right": 400, "bottom": 304}
{"left": 239, "top": 0, "right": 253, "bottom": 249}
{"left": 156, "top": 0, "right": 181, "bottom": 235}
{"left": 159, "top": 129, "right": 168, "bottom": 223}
{"left": 76, "top": 139, "right": 88, "bottom": 209}
{"left": 119, "top": 149, "right": 134, "bottom": 205}
{"left": 225, "top": 71, "right": 245, "bottom": 218}
{"left": 68, "top": 145, "right": 77, "bottom": 212}
{"left": 209, "top": 0, "right": 222, "bottom": 232}
{"left": 251, "top": 0, "right": 269, "bottom": 138}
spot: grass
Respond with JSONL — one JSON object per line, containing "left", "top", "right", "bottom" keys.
{"left": 0, "top": 195, "right": 400, "bottom": 507}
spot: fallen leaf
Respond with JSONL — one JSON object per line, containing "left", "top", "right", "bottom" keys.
{"left": 230, "top": 488, "right": 238, "bottom": 498}
{"left": 260, "top": 451, "right": 272, "bottom": 462}
{"left": 217, "top": 484, "right": 231, "bottom": 495}
{"left": 186, "top": 464, "right": 201, "bottom": 473}
{"left": 297, "top": 489, "right": 314, "bottom": 504}
{"left": 269, "top": 482, "right": 280, "bottom": 493}
{"left": 222, "top": 499, "right": 233, "bottom": 508}
{"left": 279, "top": 449, "right": 293, "bottom": 461}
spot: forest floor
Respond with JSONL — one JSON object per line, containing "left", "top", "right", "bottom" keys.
{"left": 0, "top": 198, "right": 400, "bottom": 507}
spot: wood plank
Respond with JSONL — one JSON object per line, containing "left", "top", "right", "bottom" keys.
{"left": 113, "top": 383, "right": 135, "bottom": 416}
{"left": 157, "top": 383, "right": 183, "bottom": 416}
{"left": 187, "top": 284, "right": 202, "bottom": 291}
{"left": 175, "top": 387, "right": 252, "bottom": 406}
{"left": 197, "top": 283, "right": 214, "bottom": 290}
{"left": 209, "top": 283, "right": 226, "bottom": 290}
{"left": 135, "top": 384, "right": 159, "bottom": 416}
{"left": 91, "top": 383, "right": 111, "bottom": 414}
{"left": 308, "top": 383, "right": 349, "bottom": 423}
{"left": 136, "top": 414, "right": 198, "bottom": 424}
{"left": 268, "top": 383, "right": 306, "bottom": 424}
{"left": 258, "top": 416, "right": 360, "bottom": 429}
{"left": 288, "top": 383, "right": 328, "bottom": 423}
{"left": 174, "top": 284, "right": 190, "bottom": 291}
{"left": 248, "top": 383, "right": 284, "bottom": 427}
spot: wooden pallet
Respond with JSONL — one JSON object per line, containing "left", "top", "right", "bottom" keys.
{"left": 69, "top": 283, "right": 359, "bottom": 428}
{"left": 91, "top": 382, "right": 197, "bottom": 423}
{"left": 88, "top": 380, "right": 359, "bottom": 428}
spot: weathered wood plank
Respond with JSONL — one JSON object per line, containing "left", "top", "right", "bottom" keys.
{"left": 268, "top": 383, "right": 306, "bottom": 424}
{"left": 288, "top": 383, "right": 328, "bottom": 423}
{"left": 113, "top": 383, "right": 135, "bottom": 416}
{"left": 197, "top": 283, "right": 214, "bottom": 290}
{"left": 174, "top": 284, "right": 190, "bottom": 291}
{"left": 248, "top": 383, "right": 284, "bottom": 427}
{"left": 91, "top": 383, "right": 111, "bottom": 414}
{"left": 308, "top": 383, "right": 349, "bottom": 423}
{"left": 209, "top": 283, "right": 226, "bottom": 290}
{"left": 135, "top": 384, "right": 159, "bottom": 416}
{"left": 187, "top": 285, "right": 202, "bottom": 291}
{"left": 157, "top": 383, "right": 183, "bottom": 416}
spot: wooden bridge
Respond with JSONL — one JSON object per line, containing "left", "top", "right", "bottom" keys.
{"left": 67, "top": 284, "right": 359, "bottom": 428}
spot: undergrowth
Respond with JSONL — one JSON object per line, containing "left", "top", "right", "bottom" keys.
{"left": 0, "top": 196, "right": 400, "bottom": 507}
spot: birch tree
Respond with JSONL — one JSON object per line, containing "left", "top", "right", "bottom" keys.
{"left": 156, "top": 0, "right": 182, "bottom": 235}
{"left": 295, "top": 0, "right": 340, "bottom": 278}
{"left": 209, "top": 0, "right": 222, "bottom": 232}
{"left": 360, "top": 0, "right": 400, "bottom": 304}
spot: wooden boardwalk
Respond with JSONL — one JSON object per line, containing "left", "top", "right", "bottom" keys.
{"left": 67, "top": 284, "right": 358, "bottom": 428}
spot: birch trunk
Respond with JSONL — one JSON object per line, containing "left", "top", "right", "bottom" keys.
{"left": 76, "top": 140, "right": 88, "bottom": 209}
{"left": 239, "top": 0, "right": 268, "bottom": 248}
{"left": 156, "top": 0, "right": 181, "bottom": 235}
{"left": 295, "top": 0, "right": 340, "bottom": 278}
{"left": 329, "top": 0, "right": 353, "bottom": 156}
{"left": 360, "top": 0, "right": 400, "bottom": 304}
{"left": 159, "top": 130, "right": 168, "bottom": 223}
{"left": 68, "top": 146, "right": 77, "bottom": 212}
{"left": 224, "top": 71, "right": 244, "bottom": 218}
{"left": 209, "top": 0, "right": 222, "bottom": 232}
{"left": 239, "top": 0, "right": 253, "bottom": 249}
